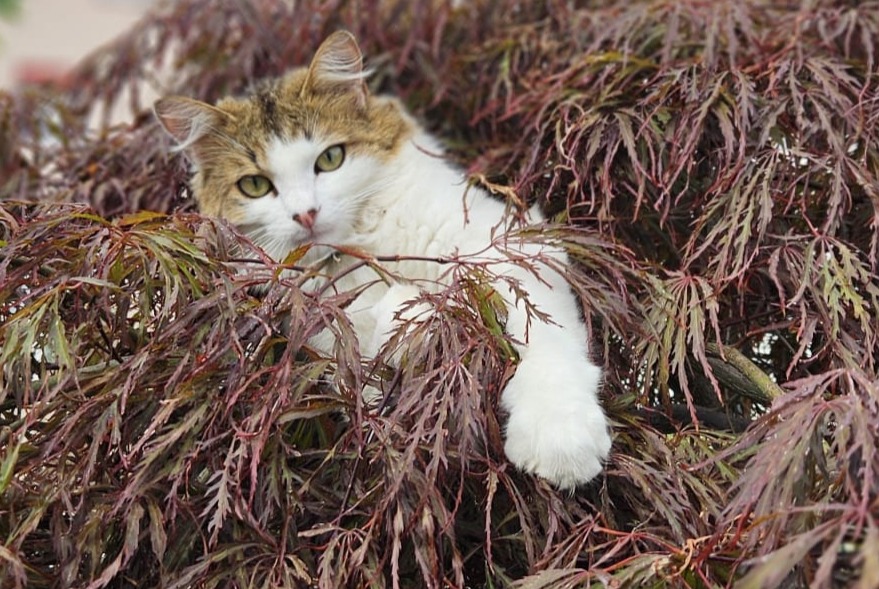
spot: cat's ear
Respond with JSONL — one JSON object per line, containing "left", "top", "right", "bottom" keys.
{"left": 303, "top": 31, "right": 369, "bottom": 107}
{"left": 153, "top": 97, "right": 233, "bottom": 151}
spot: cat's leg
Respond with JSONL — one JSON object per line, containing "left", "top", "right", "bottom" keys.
{"left": 353, "top": 282, "right": 427, "bottom": 403}
{"left": 364, "top": 282, "right": 426, "bottom": 359}
{"left": 495, "top": 248, "right": 612, "bottom": 490}
{"left": 332, "top": 280, "right": 425, "bottom": 403}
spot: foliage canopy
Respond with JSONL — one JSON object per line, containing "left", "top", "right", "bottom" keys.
{"left": 1, "top": 0, "right": 878, "bottom": 587}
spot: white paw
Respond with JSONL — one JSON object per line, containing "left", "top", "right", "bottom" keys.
{"left": 501, "top": 353, "right": 611, "bottom": 490}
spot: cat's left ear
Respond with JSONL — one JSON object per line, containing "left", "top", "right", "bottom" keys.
{"left": 153, "top": 96, "right": 233, "bottom": 151}
{"left": 303, "top": 31, "right": 369, "bottom": 108}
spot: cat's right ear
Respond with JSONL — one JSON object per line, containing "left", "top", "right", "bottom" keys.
{"left": 303, "top": 31, "right": 369, "bottom": 107}
{"left": 153, "top": 97, "right": 231, "bottom": 152}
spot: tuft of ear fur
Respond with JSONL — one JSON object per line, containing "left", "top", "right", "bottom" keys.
{"left": 153, "top": 97, "right": 232, "bottom": 152}
{"left": 302, "top": 31, "right": 369, "bottom": 107}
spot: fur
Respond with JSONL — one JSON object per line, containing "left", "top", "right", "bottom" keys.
{"left": 154, "top": 31, "right": 611, "bottom": 489}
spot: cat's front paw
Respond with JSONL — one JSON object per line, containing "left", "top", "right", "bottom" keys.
{"left": 501, "top": 354, "right": 611, "bottom": 490}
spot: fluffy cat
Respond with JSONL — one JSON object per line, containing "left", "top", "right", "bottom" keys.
{"left": 153, "top": 31, "right": 611, "bottom": 490}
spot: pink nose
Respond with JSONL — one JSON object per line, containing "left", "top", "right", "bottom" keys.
{"left": 293, "top": 208, "right": 318, "bottom": 231}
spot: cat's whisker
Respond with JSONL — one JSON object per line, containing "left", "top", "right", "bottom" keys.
{"left": 342, "top": 177, "right": 397, "bottom": 215}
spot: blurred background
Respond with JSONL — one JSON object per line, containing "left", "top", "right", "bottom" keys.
{"left": 0, "top": 0, "right": 154, "bottom": 89}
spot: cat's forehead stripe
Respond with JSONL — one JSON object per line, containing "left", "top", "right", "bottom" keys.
{"left": 256, "top": 86, "right": 279, "bottom": 132}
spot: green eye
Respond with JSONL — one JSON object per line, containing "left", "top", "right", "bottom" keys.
{"left": 315, "top": 144, "right": 345, "bottom": 173}
{"left": 236, "top": 175, "right": 274, "bottom": 198}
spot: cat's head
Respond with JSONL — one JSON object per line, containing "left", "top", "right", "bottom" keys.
{"left": 154, "top": 31, "right": 412, "bottom": 260}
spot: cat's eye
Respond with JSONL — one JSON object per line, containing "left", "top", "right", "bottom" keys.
{"left": 237, "top": 175, "right": 274, "bottom": 198}
{"left": 315, "top": 144, "right": 345, "bottom": 173}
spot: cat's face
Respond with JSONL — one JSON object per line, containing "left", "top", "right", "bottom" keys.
{"left": 154, "top": 31, "right": 412, "bottom": 261}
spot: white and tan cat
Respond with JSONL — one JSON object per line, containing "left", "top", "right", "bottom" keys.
{"left": 154, "top": 31, "right": 611, "bottom": 489}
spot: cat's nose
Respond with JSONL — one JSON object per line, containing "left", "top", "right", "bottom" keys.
{"left": 293, "top": 208, "right": 319, "bottom": 231}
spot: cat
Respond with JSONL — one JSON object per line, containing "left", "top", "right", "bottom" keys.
{"left": 153, "top": 31, "right": 611, "bottom": 490}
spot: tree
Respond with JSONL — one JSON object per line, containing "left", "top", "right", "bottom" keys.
{"left": 2, "top": 0, "right": 877, "bottom": 587}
